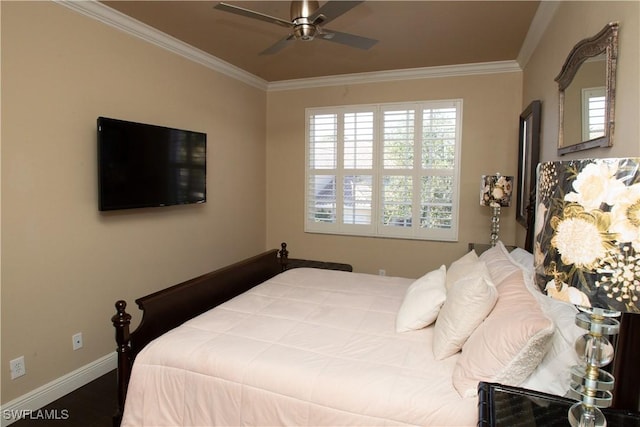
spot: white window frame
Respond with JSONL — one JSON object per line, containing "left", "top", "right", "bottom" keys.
{"left": 581, "top": 86, "right": 606, "bottom": 141}
{"left": 305, "top": 100, "right": 462, "bottom": 241}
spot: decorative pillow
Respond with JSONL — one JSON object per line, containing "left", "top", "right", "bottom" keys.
{"left": 471, "top": 243, "right": 580, "bottom": 397}
{"left": 432, "top": 262, "right": 498, "bottom": 359}
{"left": 445, "top": 249, "right": 480, "bottom": 291}
{"left": 474, "top": 243, "right": 580, "bottom": 397}
{"left": 395, "top": 265, "right": 447, "bottom": 332}
{"left": 452, "top": 269, "right": 555, "bottom": 398}
{"left": 520, "top": 272, "right": 582, "bottom": 396}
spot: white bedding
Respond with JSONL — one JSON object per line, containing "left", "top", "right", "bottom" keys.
{"left": 122, "top": 268, "right": 477, "bottom": 426}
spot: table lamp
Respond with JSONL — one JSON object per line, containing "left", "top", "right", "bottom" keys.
{"left": 480, "top": 173, "right": 513, "bottom": 246}
{"left": 534, "top": 158, "right": 640, "bottom": 427}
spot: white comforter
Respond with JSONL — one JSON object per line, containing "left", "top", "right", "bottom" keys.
{"left": 122, "top": 268, "right": 477, "bottom": 426}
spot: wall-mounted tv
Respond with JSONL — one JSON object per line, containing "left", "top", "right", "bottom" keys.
{"left": 97, "top": 117, "right": 206, "bottom": 211}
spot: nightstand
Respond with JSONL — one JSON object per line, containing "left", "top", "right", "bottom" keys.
{"left": 477, "top": 382, "right": 640, "bottom": 427}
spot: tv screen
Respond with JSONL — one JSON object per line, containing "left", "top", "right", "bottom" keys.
{"left": 97, "top": 117, "right": 206, "bottom": 211}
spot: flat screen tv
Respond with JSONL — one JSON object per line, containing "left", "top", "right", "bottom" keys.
{"left": 97, "top": 117, "right": 206, "bottom": 211}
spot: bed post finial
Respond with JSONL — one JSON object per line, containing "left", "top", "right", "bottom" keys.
{"left": 112, "top": 300, "right": 132, "bottom": 426}
{"left": 279, "top": 242, "right": 289, "bottom": 271}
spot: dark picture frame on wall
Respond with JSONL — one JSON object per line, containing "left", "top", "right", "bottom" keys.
{"left": 517, "top": 100, "right": 541, "bottom": 233}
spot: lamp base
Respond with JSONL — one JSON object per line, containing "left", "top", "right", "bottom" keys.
{"left": 567, "top": 308, "right": 621, "bottom": 427}
{"left": 490, "top": 205, "right": 501, "bottom": 246}
{"left": 568, "top": 403, "right": 607, "bottom": 427}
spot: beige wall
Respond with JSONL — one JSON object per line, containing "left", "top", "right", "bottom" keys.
{"left": 518, "top": 0, "right": 640, "bottom": 246}
{"left": 1, "top": 2, "right": 267, "bottom": 403}
{"left": 266, "top": 72, "right": 523, "bottom": 278}
{"left": 522, "top": 1, "right": 640, "bottom": 162}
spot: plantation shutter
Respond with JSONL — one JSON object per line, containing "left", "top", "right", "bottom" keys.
{"left": 305, "top": 100, "right": 461, "bottom": 241}
{"left": 581, "top": 87, "right": 606, "bottom": 141}
{"left": 307, "top": 113, "right": 338, "bottom": 226}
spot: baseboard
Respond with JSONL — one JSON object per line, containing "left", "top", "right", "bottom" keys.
{"left": 1, "top": 353, "right": 116, "bottom": 427}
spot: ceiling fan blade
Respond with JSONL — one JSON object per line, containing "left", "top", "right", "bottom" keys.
{"left": 320, "top": 30, "right": 378, "bottom": 50}
{"left": 214, "top": 2, "right": 292, "bottom": 29}
{"left": 259, "top": 34, "right": 296, "bottom": 55}
{"left": 310, "top": 1, "right": 363, "bottom": 26}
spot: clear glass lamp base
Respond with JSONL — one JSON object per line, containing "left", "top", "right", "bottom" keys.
{"left": 567, "top": 307, "right": 621, "bottom": 427}
{"left": 489, "top": 206, "right": 500, "bottom": 246}
{"left": 569, "top": 402, "right": 607, "bottom": 427}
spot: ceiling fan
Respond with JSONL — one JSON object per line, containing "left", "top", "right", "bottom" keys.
{"left": 214, "top": 1, "right": 378, "bottom": 55}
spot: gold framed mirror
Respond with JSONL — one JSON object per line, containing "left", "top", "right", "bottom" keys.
{"left": 556, "top": 22, "right": 619, "bottom": 155}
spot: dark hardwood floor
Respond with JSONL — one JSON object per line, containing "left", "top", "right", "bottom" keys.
{"left": 11, "top": 370, "right": 116, "bottom": 427}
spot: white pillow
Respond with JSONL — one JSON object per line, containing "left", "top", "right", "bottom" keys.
{"left": 395, "top": 265, "right": 447, "bottom": 332}
{"left": 479, "top": 241, "right": 521, "bottom": 284}
{"left": 445, "top": 250, "right": 480, "bottom": 291}
{"left": 452, "top": 267, "right": 554, "bottom": 398}
{"left": 509, "top": 247, "right": 534, "bottom": 276}
{"left": 432, "top": 263, "right": 498, "bottom": 359}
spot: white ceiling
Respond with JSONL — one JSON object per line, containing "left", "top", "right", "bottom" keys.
{"left": 100, "top": 1, "right": 541, "bottom": 82}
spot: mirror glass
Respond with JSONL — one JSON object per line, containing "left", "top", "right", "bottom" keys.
{"left": 563, "top": 55, "right": 606, "bottom": 144}
{"left": 556, "top": 23, "right": 618, "bottom": 155}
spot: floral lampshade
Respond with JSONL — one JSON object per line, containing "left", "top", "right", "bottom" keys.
{"left": 533, "top": 158, "right": 640, "bottom": 313}
{"left": 533, "top": 158, "right": 640, "bottom": 426}
{"left": 480, "top": 174, "right": 513, "bottom": 208}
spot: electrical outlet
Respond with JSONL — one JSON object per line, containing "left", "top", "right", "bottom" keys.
{"left": 378, "top": 269, "right": 386, "bottom": 276}
{"left": 10, "top": 356, "right": 26, "bottom": 379}
{"left": 72, "top": 333, "right": 83, "bottom": 350}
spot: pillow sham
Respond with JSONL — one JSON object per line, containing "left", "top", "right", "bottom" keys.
{"left": 520, "top": 294, "right": 581, "bottom": 396}
{"left": 472, "top": 242, "right": 581, "bottom": 397}
{"left": 432, "top": 263, "right": 497, "bottom": 359}
{"left": 395, "top": 265, "right": 447, "bottom": 332}
{"left": 520, "top": 271, "right": 582, "bottom": 396}
{"left": 445, "top": 249, "right": 480, "bottom": 291}
{"left": 478, "top": 241, "right": 521, "bottom": 284}
{"left": 509, "top": 247, "right": 534, "bottom": 276}
{"left": 452, "top": 268, "right": 554, "bottom": 398}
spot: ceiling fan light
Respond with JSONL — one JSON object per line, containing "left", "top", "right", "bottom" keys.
{"left": 294, "top": 24, "right": 316, "bottom": 41}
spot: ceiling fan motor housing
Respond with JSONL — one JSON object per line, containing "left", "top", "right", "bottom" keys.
{"left": 290, "top": 0, "right": 319, "bottom": 20}
{"left": 291, "top": 0, "right": 320, "bottom": 40}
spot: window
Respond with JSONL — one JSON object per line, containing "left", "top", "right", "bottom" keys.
{"left": 305, "top": 100, "right": 462, "bottom": 241}
{"left": 581, "top": 87, "right": 606, "bottom": 141}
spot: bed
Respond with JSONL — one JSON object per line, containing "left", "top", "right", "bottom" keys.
{"left": 113, "top": 238, "right": 610, "bottom": 426}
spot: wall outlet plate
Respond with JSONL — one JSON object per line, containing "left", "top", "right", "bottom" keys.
{"left": 10, "top": 356, "right": 26, "bottom": 379}
{"left": 72, "top": 333, "right": 83, "bottom": 350}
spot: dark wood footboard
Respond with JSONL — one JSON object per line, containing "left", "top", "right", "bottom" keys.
{"left": 111, "top": 243, "right": 289, "bottom": 425}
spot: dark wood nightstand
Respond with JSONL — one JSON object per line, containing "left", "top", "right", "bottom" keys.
{"left": 477, "top": 382, "right": 640, "bottom": 427}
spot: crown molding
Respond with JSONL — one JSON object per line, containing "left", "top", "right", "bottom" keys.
{"left": 55, "top": 0, "right": 269, "bottom": 91}
{"left": 267, "top": 60, "right": 522, "bottom": 91}
{"left": 517, "top": 1, "right": 561, "bottom": 69}
{"left": 57, "top": 0, "right": 523, "bottom": 93}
